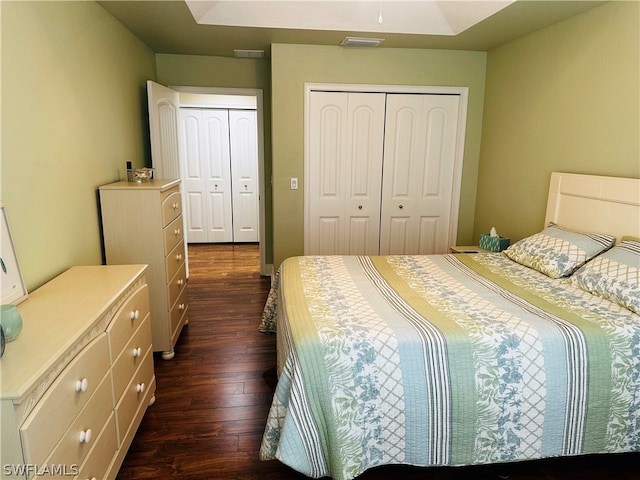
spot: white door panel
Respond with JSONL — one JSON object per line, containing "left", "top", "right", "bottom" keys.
{"left": 204, "top": 110, "right": 233, "bottom": 242}
{"left": 179, "top": 109, "right": 233, "bottom": 243}
{"left": 380, "top": 94, "right": 460, "bottom": 255}
{"left": 229, "top": 110, "right": 259, "bottom": 242}
{"left": 148, "top": 81, "right": 181, "bottom": 179}
{"left": 147, "top": 80, "right": 190, "bottom": 275}
{"left": 307, "top": 91, "right": 386, "bottom": 255}
{"left": 186, "top": 192, "right": 206, "bottom": 242}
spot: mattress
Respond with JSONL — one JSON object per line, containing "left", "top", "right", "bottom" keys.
{"left": 259, "top": 253, "right": 640, "bottom": 480}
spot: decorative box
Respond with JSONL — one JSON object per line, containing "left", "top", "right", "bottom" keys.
{"left": 479, "top": 234, "right": 510, "bottom": 252}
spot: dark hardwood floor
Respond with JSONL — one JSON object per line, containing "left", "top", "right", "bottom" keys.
{"left": 117, "top": 244, "right": 639, "bottom": 480}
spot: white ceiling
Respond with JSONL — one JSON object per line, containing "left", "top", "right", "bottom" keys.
{"left": 98, "top": 1, "right": 607, "bottom": 58}
{"left": 185, "top": 1, "right": 516, "bottom": 36}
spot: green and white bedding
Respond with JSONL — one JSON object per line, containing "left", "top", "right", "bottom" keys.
{"left": 259, "top": 253, "right": 640, "bottom": 480}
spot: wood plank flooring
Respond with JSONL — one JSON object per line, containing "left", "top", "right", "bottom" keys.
{"left": 117, "top": 244, "right": 639, "bottom": 480}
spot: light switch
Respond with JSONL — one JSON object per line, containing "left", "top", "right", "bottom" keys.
{"left": 290, "top": 177, "right": 299, "bottom": 190}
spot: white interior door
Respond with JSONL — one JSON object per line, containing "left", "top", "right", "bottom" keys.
{"left": 147, "top": 80, "right": 189, "bottom": 275}
{"left": 380, "top": 94, "right": 460, "bottom": 254}
{"left": 229, "top": 110, "right": 260, "bottom": 242}
{"left": 147, "top": 80, "right": 181, "bottom": 179}
{"left": 307, "top": 91, "right": 386, "bottom": 255}
{"left": 180, "top": 109, "right": 233, "bottom": 243}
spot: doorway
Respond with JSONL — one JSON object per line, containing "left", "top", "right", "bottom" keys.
{"left": 148, "top": 82, "right": 268, "bottom": 276}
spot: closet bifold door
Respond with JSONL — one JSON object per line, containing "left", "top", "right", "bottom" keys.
{"left": 307, "top": 91, "right": 386, "bottom": 255}
{"left": 229, "top": 109, "right": 260, "bottom": 243}
{"left": 180, "top": 108, "right": 233, "bottom": 243}
{"left": 379, "top": 94, "right": 460, "bottom": 255}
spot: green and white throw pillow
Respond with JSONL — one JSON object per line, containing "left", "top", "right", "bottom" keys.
{"left": 503, "top": 223, "right": 615, "bottom": 279}
{"left": 571, "top": 237, "right": 640, "bottom": 314}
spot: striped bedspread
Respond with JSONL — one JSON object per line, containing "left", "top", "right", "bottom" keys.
{"left": 259, "top": 253, "right": 640, "bottom": 480}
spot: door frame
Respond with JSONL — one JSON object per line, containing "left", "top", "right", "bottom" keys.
{"left": 303, "top": 82, "right": 469, "bottom": 254}
{"left": 171, "top": 86, "right": 268, "bottom": 276}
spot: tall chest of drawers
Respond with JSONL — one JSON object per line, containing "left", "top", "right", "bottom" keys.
{"left": 99, "top": 179, "right": 188, "bottom": 360}
{"left": 0, "top": 265, "right": 155, "bottom": 480}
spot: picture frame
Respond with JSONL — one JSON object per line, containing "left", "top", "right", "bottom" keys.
{"left": 0, "top": 203, "right": 28, "bottom": 304}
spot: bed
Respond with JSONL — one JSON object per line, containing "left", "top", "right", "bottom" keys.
{"left": 259, "top": 172, "right": 640, "bottom": 480}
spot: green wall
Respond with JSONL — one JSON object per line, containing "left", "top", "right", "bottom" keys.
{"left": 1, "top": 1, "right": 156, "bottom": 291}
{"left": 270, "top": 44, "right": 487, "bottom": 268}
{"left": 155, "top": 53, "right": 273, "bottom": 265}
{"left": 474, "top": 1, "right": 640, "bottom": 244}
{"left": 3, "top": 1, "right": 636, "bottom": 292}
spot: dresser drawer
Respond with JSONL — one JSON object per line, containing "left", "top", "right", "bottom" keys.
{"left": 20, "top": 335, "right": 110, "bottom": 464}
{"left": 167, "top": 262, "right": 187, "bottom": 308}
{"left": 35, "top": 372, "right": 113, "bottom": 469}
{"left": 71, "top": 413, "right": 117, "bottom": 480}
{"left": 163, "top": 214, "right": 184, "bottom": 254}
{"left": 170, "top": 287, "right": 188, "bottom": 340}
{"left": 114, "top": 349, "right": 155, "bottom": 446}
{"left": 112, "top": 316, "right": 152, "bottom": 402}
{"left": 165, "top": 241, "right": 185, "bottom": 283}
{"left": 161, "top": 191, "right": 182, "bottom": 226}
{"left": 107, "top": 284, "right": 150, "bottom": 362}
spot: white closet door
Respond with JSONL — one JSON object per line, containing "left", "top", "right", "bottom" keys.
{"left": 229, "top": 110, "right": 260, "bottom": 242}
{"left": 307, "top": 91, "right": 386, "bottom": 255}
{"left": 380, "top": 94, "right": 460, "bottom": 255}
{"left": 180, "top": 109, "right": 233, "bottom": 243}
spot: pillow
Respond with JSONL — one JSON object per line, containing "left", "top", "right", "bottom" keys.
{"left": 571, "top": 237, "right": 640, "bottom": 314}
{"left": 503, "top": 223, "right": 615, "bottom": 279}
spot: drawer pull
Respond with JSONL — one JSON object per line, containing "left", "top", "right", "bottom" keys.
{"left": 174, "top": 228, "right": 181, "bottom": 236}
{"left": 132, "top": 347, "right": 142, "bottom": 358}
{"left": 179, "top": 303, "right": 186, "bottom": 311}
{"left": 172, "top": 202, "right": 179, "bottom": 210}
{"left": 129, "top": 309, "right": 140, "bottom": 321}
{"left": 136, "top": 382, "right": 146, "bottom": 393}
{"left": 175, "top": 253, "right": 183, "bottom": 261}
{"left": 177, "top": 279, "right": 184, "bottom": 287}
{"left": 75, "top": 378, "right": 89, "bottom": 393}
{"left": 78, "top": 428, "right": 92, "bottom": 444}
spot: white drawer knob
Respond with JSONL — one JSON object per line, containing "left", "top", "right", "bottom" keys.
{"left": 75, "top": 378, "right": 88, "bottom": 393}
{"left": 129, "top": 309, "right": 140, "bottom": 321}
{"left": 176, "top": 254, "right": 183, "bottom": 261}
{"left": 177, "top": 279, "right": 184, "bottom": 286}
{"left": 78, "top": 428, "right": 92, "bottom": 444}
{"left": 136, "top": 382, "right": 145, "bottom": 393}
{"left": 179, "top": 303, "right": 185, "bottom": 311}
{"left": 132, "top": 347, "right": 142, "bottom": 358}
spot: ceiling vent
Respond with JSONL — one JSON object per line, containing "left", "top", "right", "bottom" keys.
{"left": 234, "top": 49, "right": 265, "bottom": 58}
{"left": 340, "top": 37, "right": 385, "bottom": 47}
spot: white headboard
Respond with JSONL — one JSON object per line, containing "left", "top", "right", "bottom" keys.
{"left": 544, "top": 172, "right": 640, "bottom": 243}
